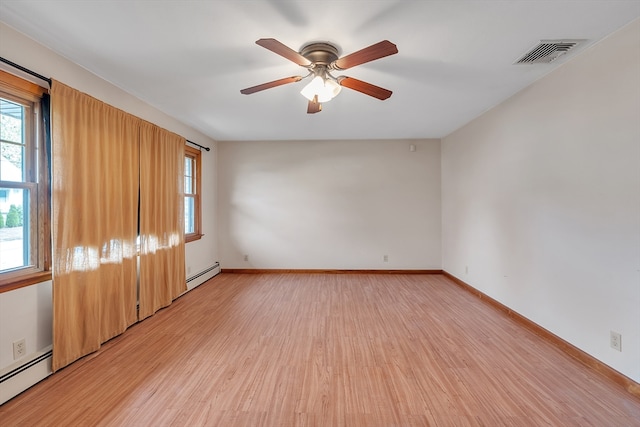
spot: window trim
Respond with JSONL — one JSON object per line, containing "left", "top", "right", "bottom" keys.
{"left": 0, "top": 70, "right": 51, "bottom": 293}
{"left": 184, "top": 144, "right": 202, "bottom": 243}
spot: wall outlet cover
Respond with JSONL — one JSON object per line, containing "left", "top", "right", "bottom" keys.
{"left": 13, "top": 339, "right": 26, "bottom": 360}
{"left": 610, "top": 331, "right": 622, "bottom": 352}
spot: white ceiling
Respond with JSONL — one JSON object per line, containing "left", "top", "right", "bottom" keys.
{"left": 1, "top": 1, "right": 638, "bottom": 141}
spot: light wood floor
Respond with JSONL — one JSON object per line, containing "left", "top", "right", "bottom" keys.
{"left": 1, "top": 273, "right": 639, "bottom": 426}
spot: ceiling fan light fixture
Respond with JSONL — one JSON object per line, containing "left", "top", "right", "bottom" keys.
{"left": 242, "top": 38, "right": 397, "bottom": 113}
{"left": 300, "top": 74, "right": 341, "bottom": 103}
{"left": 300, "top": 75, "right": 323, "bottom": 101}
{"left": 325, "top": 78, "right": 342, "bottom": 98}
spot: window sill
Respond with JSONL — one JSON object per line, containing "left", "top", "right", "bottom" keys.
{"left": 0, "top": 271, "right": 53, "bottom": 293}
{"left": 185, "top": 233, "right": 204, "bottom": 243}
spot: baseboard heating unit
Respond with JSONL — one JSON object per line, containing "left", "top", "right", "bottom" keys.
{"left": 186, "top": 262, "right": 220, "bottom": 291}
{"left": 0, "top": 347, "right": 52, "bottom": 404}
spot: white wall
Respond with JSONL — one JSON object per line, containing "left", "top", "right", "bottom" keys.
{"left": 0, "top": 281, "right": 51, "bottom": 369}
{"left": 442, "top": 19, "right": 640, "bottom": 382}
{"left": 218, "top": 139, "right": 441, "bottom": 270}
{"left": 0, "top": 22, "right": 218, "bottom": 381}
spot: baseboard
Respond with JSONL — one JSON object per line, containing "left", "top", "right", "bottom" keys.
{"left": 442, "top": 271, "right": 640, "bottom": 398}
{"left": 221, "top": 269, "right": 443, "bottom": 274}
{"left": 0, "top": 347, "right": 52, "bottom": 405}
{"left": 186, "top": 262, "right": 220, "bottom": 291}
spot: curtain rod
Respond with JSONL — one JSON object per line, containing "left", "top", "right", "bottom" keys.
{"left": 186, "top": 139, "right": 211, "bottom": 152}
{"left": 1, "top": 56, "right": 211, "bottom": 152}
{"left": 0, "top": 56, "right": 52, "bottom": 86}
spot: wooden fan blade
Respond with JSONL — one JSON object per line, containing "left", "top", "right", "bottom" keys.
{"left": 338, "top": 77, "right": 393, "bottom": 100}
{"left": 256, "top": 38, "right": 312, "bottom": 67}
{"left": 240, "top": 76, "right": 302, "bottom": 95}
{"left": 332, "top": 40, "right": 398, "bottom": 70}
{"left": 307, "top": 95, "right": 322, "bottom": 114}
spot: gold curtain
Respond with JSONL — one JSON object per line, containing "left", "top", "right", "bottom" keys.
{"left": 138, "top": 122, "right": 186, "bottom": 320}
{"left": 51, "top": 81, "right": 139, "bottom": 371}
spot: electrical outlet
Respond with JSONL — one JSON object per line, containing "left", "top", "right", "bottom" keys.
{"left": 383, "top": 255, "right": 389, "bottom": 262}
{"left": 610, "top": 331, "right": 622, "bottom": 352}
{"left": 243, "top": 254, "right": 249, "bottom": 262}
{"left": 13, "top": 339, "right": 26, "bottom": 360}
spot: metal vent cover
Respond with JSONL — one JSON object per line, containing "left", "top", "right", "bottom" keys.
{"left": 515, "top": 39, "right": 585, "bottom": 64}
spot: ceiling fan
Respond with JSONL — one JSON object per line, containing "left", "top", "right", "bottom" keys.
{"left": 240, "top": 38, "right": 398, "bottom": 114}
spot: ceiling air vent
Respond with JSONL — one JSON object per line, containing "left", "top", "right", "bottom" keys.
{"left": 514, "top": 39, "right": 585, "bottom": 64}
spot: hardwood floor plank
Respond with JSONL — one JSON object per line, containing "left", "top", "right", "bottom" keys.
{"left": 1, "top": 273, "right": 639, "bottom": 426}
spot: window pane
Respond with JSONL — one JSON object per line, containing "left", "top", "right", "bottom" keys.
{"left": 0, "top": 187, "right": 31, "bottom": 272}
{"left": 0, "top": 143, "right": 24, "bottom": 181}
{"left": 184, "top": 196, "right": 195, "bottom": 234}
{"left": 184, "top": 157, "right": 193, "bottom": 193}
{"left": 1, "top": 99, "right": 26, "bottom": 182}
{"left": 0, "top": 99, "right": 24, "bottom": 143}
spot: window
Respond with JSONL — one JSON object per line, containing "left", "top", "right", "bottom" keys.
{"left": 0, "top": 71, "right": 50, "bottom": 290}
{"left": 184, "top": 144, "right": 202, "bottom": 242}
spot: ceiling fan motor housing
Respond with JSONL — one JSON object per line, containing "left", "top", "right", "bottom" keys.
{"left": 300, "top": 42, "right": 339, "bottom": 66}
